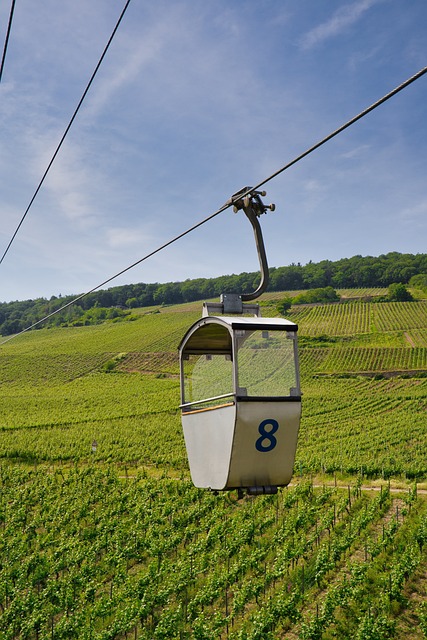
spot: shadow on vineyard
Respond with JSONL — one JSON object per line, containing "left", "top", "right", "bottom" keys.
{"left": 0, "top": 289, "right": 426, "bottom": 638}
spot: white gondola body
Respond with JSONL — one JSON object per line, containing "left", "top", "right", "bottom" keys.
{"left": 182, "top": 400, "right": 301, "bottom": 490}
{"left": 179, "top": 316, "right": 302, "bottom": 491}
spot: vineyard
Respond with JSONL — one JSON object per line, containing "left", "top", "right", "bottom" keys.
{"left": 0, "top": 290, "right": 426, "bottom": 638}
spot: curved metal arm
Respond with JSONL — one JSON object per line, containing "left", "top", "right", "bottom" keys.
{"left": 229, "top": 187, "right": 275, "bottom": 302}
{"left": 241, "top": 205, "right": 269, "bottom": 301}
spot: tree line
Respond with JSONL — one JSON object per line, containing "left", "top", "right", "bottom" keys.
{"left": 1, "top": 251, "right": 426, "bottom": 336}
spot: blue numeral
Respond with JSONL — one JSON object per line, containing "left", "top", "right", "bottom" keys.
{"left": 255, "top": 419, "right": 279, "bottom": 452}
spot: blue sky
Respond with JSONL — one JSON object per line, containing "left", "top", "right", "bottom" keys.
{"left": 0, "top": 0, "right": 426, "bottom": 303}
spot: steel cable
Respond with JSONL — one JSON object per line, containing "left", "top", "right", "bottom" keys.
{"left": 238, "top": 65, "right": 427, "bottom": 202}
{"left": 0, "top": 0, "right": 16, "bottom": 83}
{"left": 0, "top": 0, "right": 132, "bottom": 266}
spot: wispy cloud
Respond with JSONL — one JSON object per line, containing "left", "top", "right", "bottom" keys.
{"left": 340, "top": 144, "right": 371, "bottom": 159}
{"left": 300, "top": 0, "right": 384, "bottom": 50}
{"left": 29, "top": 137, "right": 102, "bottom": 230}
{"left": 302, "top": 179, "right": 325, "bottom": 193}
{"left": 399, "top": 198, "right": 427, "bottom": 222}
{"left": 81, "top": 20, "right": 173, "bottom": 122}
{"left": 105, "top": 226, "right": 153, "bottom": 250}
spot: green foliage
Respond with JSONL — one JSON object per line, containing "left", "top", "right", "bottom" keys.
{"left": 354, "top": 611, "right": 396, "bottom": 639}
{"left": 418, "top": 602, "right": 427, "bottom": 639}
{"left": 276, "top": 297, "right": 293, "bottom": 315}
{"left": 125, "top": 297, "right": 139, "bottom": 308}
{"left": 101, "top": 353, "right": 127, "bottom": 373}
{"left": 72, "top": 305, "right": 132, "bottom": 326}
{"left": 298, "top": 335, "right": 337, "bottom": 348}
{"left": 410, "top": 273, "right": 427, "bottom": 293}
{"left": 372, "top": 282, "right": 415, "bottom": 303}
{"left": 387, "top": 282, "right": 414, "bottom": 302}
{"left": 293, "top": 286, "right": 340, "bottom": 305}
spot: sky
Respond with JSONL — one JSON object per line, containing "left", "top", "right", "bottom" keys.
{"left": 0, "top": 0, "right": 426, "bottom": 303}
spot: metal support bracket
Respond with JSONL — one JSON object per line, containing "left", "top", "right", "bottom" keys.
{"left": 227, "top": 187, "right": 275, "bottom": 302}
{"left": 202, "top": 295, "right": 261, "bottom": 317}
{"left": 203, "top": 187, "right": 275, "bottom": 317}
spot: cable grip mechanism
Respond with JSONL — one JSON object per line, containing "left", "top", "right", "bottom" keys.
{"left": 230, "top": 186, "right": 275, "bottom": 216}
{"left": 203, "top": 187, "right": 275, "bottom": 317}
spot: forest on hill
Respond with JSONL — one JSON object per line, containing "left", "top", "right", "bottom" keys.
{"left": 1, "top": 251, "right": 427, "bottom": 336}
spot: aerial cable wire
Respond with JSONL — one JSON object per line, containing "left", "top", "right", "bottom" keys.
{"left": 0, "top": 207, "right": 227, "bottom": 345}
{"left": 1, "top": 65, "right": 426, "bottom": 347}
{"left": 0, "top": 0, "right": 16, "bottom": 83}
{"left": 0, "top": 0, "right": 132, "bottom": 266}
{"left": 236, "top": 65, "right": 427, "bottom": 203}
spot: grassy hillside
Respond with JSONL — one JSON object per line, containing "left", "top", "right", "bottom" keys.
{"left": 0, "top": 290, "right": 426, "bottom": 638}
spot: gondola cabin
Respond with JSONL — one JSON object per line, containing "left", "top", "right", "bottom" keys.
{"left": 179, "top": 315, "right": 301, "bottom": 493}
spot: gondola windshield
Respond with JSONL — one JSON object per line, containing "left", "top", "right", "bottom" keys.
{"left": 180, "top": 318, "right": 300, "bottom": 411}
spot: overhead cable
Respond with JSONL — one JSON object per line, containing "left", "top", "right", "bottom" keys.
{"left": 0, "top": 206, "right": 227, "bottom": 345}
{"left": 0, "top": 0, "right": 16, "bottom": 83}
{"left": 235, "top": 65, "right": 427, "bottom": 204}
{"left": 0, "top": 0, "right": 132, "bottom": 266}
{"left": 1, "top": 65, "right": 426, "bottom": 346}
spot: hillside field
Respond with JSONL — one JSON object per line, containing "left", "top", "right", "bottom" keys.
{"left": 0, "top": 291, "right": 426, "bottom": 639}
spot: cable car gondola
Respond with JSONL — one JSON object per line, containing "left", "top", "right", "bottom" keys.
{"left": 178, "top": 188, "right": 302, "bottom": 495}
